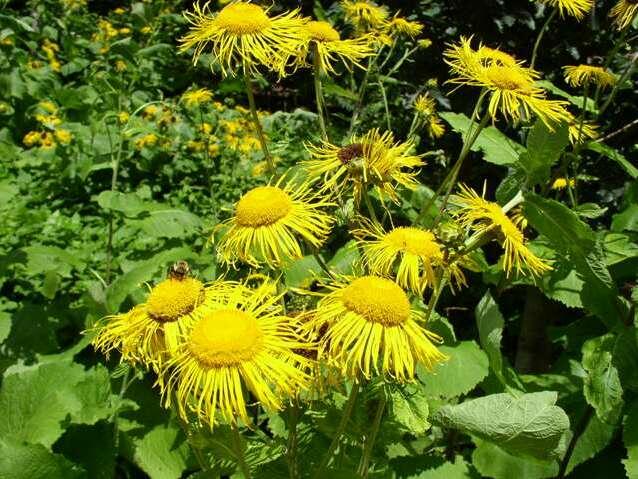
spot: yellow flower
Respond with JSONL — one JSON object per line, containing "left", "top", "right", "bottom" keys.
{"left": 142, "top": 104, "right": 159, "bottom": 119}
{"left": 186, "top": 140, "right": 205, "bottom": 152}
{"left": 35, "top": 114, "right": 62, "bottom": 127}
{"left": 353, "top": 221, "right": 445, "bottom": 294}
{"left": 551, "top": 177, "right": 576, "bottom": 190}
{"left": 567, "top": 116, "right": 598, "bottom": 144}
{"left": 199, "top": 122, "right": 213, "bottom": 135}
{"left": 427, "top": 115, "right": 446, "bottom": 139}
{"left": 113, "top": 7, "right": 126, "bottom": 14}
{"left": 117, "top": 111, "right": 130, "bottom": 124}
{"left": 387, "top": 15, "right": 423, "bottom": 38}
{"left": 39, "top": 101, "right": 58, "bottom": 114}
{"left": 216, "top": 176, "right": 334, "bottom": 268}
{"left": 208, "top": 142, "right": 220, "bottom": 156}
{"left": 140, "top": 25, "right": 153, "bottom": 34}
{"left": 537, "top": 0, "right": 594, "bottom": 19}
{"left": 54, "top": 129, "right": 72, "bottom": 144}
{"left": 119, "top": 27, "right": 131, "bottom": 36}
{"left": 114, "top": 60, "right": 127, "bottom": 72}
{"left": 451, "top": 185, "right": 552, "bottom": 277}
{"left": 303, "top": 129, "right": 423, "bottom": 204}
{"left": 302, "top": 20, "right": 374, "bottom": 76}
{"left": 341, "top": 1, "right": 388, "bottom": 32}
{"left": 182, "top": 88, "right": 214, "bottom": 107}
{"left": 418, "top": 39, "right": 433, "bottom": 49}
{"left": 135, "top": 133, "right": 158, "bottom": 149}
{"left": 610, "top": 0, "right": 638, "bottom": 29}
{"left": 414, "top": 93, "right": 436, "bottom": 116}
{"left": 444, "top": 37, "right": 570, "bottom": 129}
{"left": 159, "top": 281, "right": 311, "bottom": 428}
{"left": 179, "top": 1, "right": 307, "bottom": 77}
{"left": 40, "top": 132, "right": 56, "bottom": 149}
{"left": 23, "top": 131, "right": 41, "bottom": 147}
{"left": 563, "top": 65, "right": 616, "bottom": 89}
{"left": 91, "top": 275, "right": 207, "bottom": 369}
{"left": 251, "top": 160, "right": 270, "bottom": 177}
{"left": 307, "top": 275, "right": 447, "bottom": 381}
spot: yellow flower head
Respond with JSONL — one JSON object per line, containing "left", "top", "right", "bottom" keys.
{"left": 303, "top": 129, "right": 423, "bottom": 204}
{"left": 444, "top": 37, "right": 570, "bottom": 129}
{"left": 39, "top": 132, "right": 56, "bottom": 149}
{"left": 610, "top": 0, "right": 638, "bottom": 30}
{"left": 427, "top": 115, "right": 446, "bottom": 139}
{"left": 216, "top": 175, "right": 334, "bottom": 268}
{"left": 551, "top": 177, "right": 576, "bottom": 190}
{"left": 39, "top": 100, "right": 58, "bottom": 114}
{"left": 451, "top": 185, "right": 552, "bottom": 277}
{"left": 387, "top": 15, "right": 423, "bottom": 38}
{"left": 159, "top": 281, "right": 311, "bottom": 428}
{"left": 341, "top": 0, "right": 388, "bottom": 32}
{"left": 118, "top": 111, "right": 130, "bottom": 124}
{"left": 567, "top": 114, "right": 598, "bottom": 144}
{"left": 182, "top": 88, "right": 214, "bottom": 107}
{"left": 302, "top": 20, "right": 374, "bottom": 76}
{"left": 563, "top": 65, "right": 616, "bottom": 89}
{"left": 179, "top": 1, "right": 307, "bottom": 77}
{"left": 135, "top": 133, "right": 158, "bottom": 150}
{"left": 307, "top": 275, "right": 447, "bottom": 381}
{"left": 353, "top": 221, "right": 445, "bottom": 294}
{"left": 91, "top": 275, "right": 207, "bottom": 369}
{"left": 537, "top": 0, "right": 594, "bottom": 19}
{"left": 414, "top": 93, "right": 436, "bottom": 116}
{"left": 23, "top": 131, "right": 41, "bottom": 148}
{"left": 54, "top": 129, "right": 72, "bottom": 144}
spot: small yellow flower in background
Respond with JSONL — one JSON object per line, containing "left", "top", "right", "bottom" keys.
{"left": 216, "top": 175, "right": 334, "bottom": 268}
{"left": 186, "top": 140, "right": 205, "bottom": 152}
{"left": 551, "top": 177, "right": 576, "bottom": 190}
{"left": 113, "top": 7, "right": 126, "bottom": 15}
{"left": 208, "top": 142, "right": 220, "bottom": 156}
{"left": 414, "top": 93, "right": 436, "bottom": 117}
{"left": 445, "top": 37, "right": 570, "bottom": 129}
{"left": 414, "top": 93, "right": 446, "bottom": 139}
{"left": 567, "top": 116, "right": 598, "bottom": 144}
{"left": 182, "top": 88, "right": 214, "bottom": 107}
{"left": 353, "top": 220, "right": 444, "bottom": 294}
{"left": 23, "top": 131, "right": 41, "bottom": 147}
{"left": 54, "top": 129, "right": 72, "bottom": 144}
{"left": 302, "top": 20, "right": 374, "bottom": 76}
{"left": 179, "top": 1, "right": 307, "bottom": 77}
{"left": 140, "top": 25, "right": 153, "bottom": 34}
{"left": 114, "top": 60, "right": 127, "bottom": 72}
{"left": 92, "top": 274, "right": 206, "bottom": 370}
{"left": 307, "top": 275, "right": 447, "bottom": 381}
{"left": 1, "top": 36, "right": 13, "bottom": 46}
{"left": 135, "top": 133, "right": 158, "bottom": 149}
{"left": 303, "top": 129, "right": 423, "bottom": 204}
{"left": 39, "top": 101, "right": 58, "bottom": 114}
{"left": 61, "top": 0, "right": 87, "bottom": 10}
{"left": 341, "top": 0, "right": 388, "bottom": 32}
{"left": 251, "top": 160, "right": 270, "bottom": 177}
{"left": 451, "top": 185, "right": 552, "bottom": 277}
{"left": 610, "top": 0, "right": 638, "bottom": 30}
{"left": 35, "top": 114, "right": 62, "bottom": 128}
{"left": 563, "top": 65, "right": 616, "bottom": 89}
{"left": 199, "top": 122, "right": 213, "bottom": 134}
{"left": 40, "top": 132, "right": 56, "bottom": 149}
{"left": 387, "top": 14, "right": 423, "bottom": 38}
{"left": 142, "top": 104, "right": 159, "bottom": 119}
{"left": 159, "top": 281, "right": 311, "bottom": 428}
{"left": 427, "top": 116, "right": 446, "bottom": 139}
{"left": 418, "top": 39, "right": 433, "bottom": 49}
{"left": 537, "top": 0, "right": 594, "bottom": 19}
{"left": 119, "top": 27, "right": 131, "bottom": 36}
{"left": 117, "top": 111, "right": 130, "bottom": 124}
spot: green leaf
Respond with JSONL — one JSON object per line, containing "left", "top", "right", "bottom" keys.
{"left": 0, "top": 360, "right": 113, "bottom": 448}
{"left": 541, "top": 266, "right": 584, "bottom": 309}
{"left": 440, "top": 112, "right": 524, "bottom": 165}
{"left": 96, "top": 190, "right": 148, "bottom": 216}
{"left": 536, "top": 80, "right": 598, "bottom": 114}
{"left": 623, "top": 400, "right": 638, "bottom": 479}
{"left": 55, "top": 422, "right": 116, "bottom": 479}
{"left": 0, "top": 439, "right": 84, "bottom": 479}
{"left": 588, "top": 142, "right": 638, "bottom": 179}
{"left": 105, "top": 247, "right": 196, "bottom": 312}
{"left": 284, "top": 255, "right": 323, "bottom": 288}
{"left": 418, "top": 341, "right": 488, "bottom": 398}
{"left": 524, "top": 193, "right": 622, "bottom": 324}
{"left": 475, "top": 291, "right": 504, "bottom": 376}
{"left": 612, "top": 204, "right": 638, "bottom": 233}
{"left": 135, "top": 209, "right": 202, "bottom": 238}
{"left": 565, "top": 413, "right": 617, "bottom": 475}
{"left": 327, "top": 240, "right": 361, "bottom": 275}
{"left": 413, "top": 456, "right": 475, "bottom": 478}
{"left": 519, "top": 120, "right": 569, "bottom": 186}
{"left": 131, "top": 422, "right": 193, "bottom": 479}
{"left": 432, "top": 391, "right": 570, "bottom": 460}
{"left": 603, "top": 233, "right": 638, "bottom": 265}
{"left": 390, "top": 386, "right": 430, "bottom": 435}
{"left": 22, "top": 245, "right": 84, "bottom": 276}
{"left": 472, "top": 439, "right": 558, "bottom": 479}
{"left": 582, "top": 334, "right": 624, "bottom": 424}
{"left": 613, "top": 327, "right": 638, "bottom": 392}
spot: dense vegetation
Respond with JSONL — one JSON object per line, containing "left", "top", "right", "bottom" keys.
{"left": 0, "top": 0, "right": 637, "bottom": 478}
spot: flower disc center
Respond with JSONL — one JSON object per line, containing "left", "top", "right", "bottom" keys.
{"left": 337, "top": 143, "right": 365, "bottom": 165}
{"left": 385, "top": 227, "right": 443, "bottom": 259}
{"left": 307, "top": 21, "right": 340, "bottom": 43}
{"left": 342, "top": 276, "right": 410, "bottom": 326}
{"left": 147, "top": 277, "right": 205, "bottom": 323}
{"left": 189, "top": 309, "right": 263, "bottom": 367}
{"left": 485, "top": 66, "right": 530, "bottom": 91}
{"left": 215, "top": 3, "right": 271, "bottom": 35}
{"left": 235, "top": 186, "right": 293, "bottom": 227}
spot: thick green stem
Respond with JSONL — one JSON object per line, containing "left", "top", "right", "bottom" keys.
{"left": 313, "top": 383, "right": 360, "bottom": 478}
{"left": 357, "top": 395, "right": 386, "bottom": 478}
{"left": 105, "top": 101, "right": 124, "bottom": 285}
{"left": 348, "top": 55, "right": 376, "bottom": 136}
{"left": 244, "top": 74, "right": 274, "bottom": 173}
{"left": 598, "top": 54, "right": 638, "bottom": 118}
{"left": 232, "top": 424, "right": 252, "bottom": 479}
{"left": 286, "top": 402, "right": 300, "bottom": 479}
{"left": 530, "top": 8, "right": 557, "bottom": 69}
{"left": 363, "top": 192, "right": 379, "bottom": 223}
{"left": 312, "top": 44, "right": 328, "bottom": 141}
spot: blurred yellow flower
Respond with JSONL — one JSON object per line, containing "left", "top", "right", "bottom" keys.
{"left": 182, "top": 88, "right": 213, "bottom": 107}
{"left": 135, "top": 133, "right": 158, "bottom": 149}
{"left": 537, "top": 0, "right": 593, "bottom": 19}
{"left": 341, "top": 0, "right": 388, "bottom": 32}
{"left": 54, "top": 129, "right": 72, "bottom": 144}
{"left": 551, "top": 177, "right": 576, "bottom": 190}
{"left": 610, "top": 0, "right": 638, "bottom": 29}
{"left": 563, "top": 65, "right": 616, "bottom": 89}
{"left": 117, "top": 111, "right": 130, "bottom": 124}
{"left": 387, "top": 15, "right": 423, "bottom": 38}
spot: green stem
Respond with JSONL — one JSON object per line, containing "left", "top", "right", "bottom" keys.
{"left": 313, "top": 251, "right": 335, "bottom": 279}
{"left": 348, "top": 55, "right": 376, "bottom": 136}
{"left": 106, "top": 98, "right": 124, "bottom": 285}
{"left": 312, "top": 44, "right": 329, "bottom": 141}
{"left": 244, "top": 74, "right": 274, "bottom": 174}
{"left": 313, "top": 383, "right": 360, "bottom": 479}
{"left": 357, "top": 395, "right": 386, "bottom": 478}
{"left": 286, "top": 402, "right": 300, "bottom": 479}
{"left": 231, "top": 424, "right": 252, "bottom": 479}
{"left": 598, "top": 54, "right": 638, "bottom": 118}
{"left": 378, "top": 81, "right": 392, "bottom": 131}
{"left": 530, "top": 8, "right": 557, "bottom": 69}
{"left": 594, "top": 27, "right": 631, "bottom": 106}
{"left": 363, "top": 192, "right": 379, "bottom": 223}
{"left": 423, "top": 275, "right": 448, "bottom": 323}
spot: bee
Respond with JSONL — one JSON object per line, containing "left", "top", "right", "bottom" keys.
{"left": 167, "top": 260, "right": 191, "bottom": 280}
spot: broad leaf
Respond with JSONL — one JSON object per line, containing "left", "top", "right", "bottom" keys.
{"left": 0, "top": 439, "right": 84, "bottom": 479}
{"left": 623, "top": 400, "right": 638, "bottom": 479}
{"left": 582, "top": 335, "right": 624, "bottom": 424}
{"left": 519, "top": 120, "right": 569, "bottom": 186}
{"left": 472, "top": 439, "right": 558, "bottom": 479}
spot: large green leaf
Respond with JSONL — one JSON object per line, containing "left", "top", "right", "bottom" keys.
{"left": 418, "top": 341, "right": 488, "bottom": 398}
{"left": 524, "top": 193, "right": 622, "bottom": 324}
{"left": 588, "top": 142, "right": 638, "bottom": 179}
{"left": 565, "top": 413, "right": 617, "bottom": 475}
{"left": 440, "top": 112, "right": 524, "bottom": 165}
{"left": 518, "top": 120, "right": 569, "bottom": 186}
{"left": 389, "top": 386, "right": 430, "bottom": 435}
{"left": 432, "top": 391, "right": 570, "bottom": 460}
{"left": 472, "top": 439, "right": 558, "bottom": 479}
{"left": 0, "top": 439, "right": 84, "bottom": 479}
{"left": 623, "top": 400, "right": 638, "bottom": 479}
{"left": 582, "top": 335, "right": 624, "bottom": 424}
{"left": 135, "top": 209, "right": 202, "bottom": 238}
{"left": 284, "top": 255, "right": 323, "bottom": 288}
{"left": 96, "top": 190, "right": 148, "bottom": 216}
{"left": 131, "top": 422, "right": 193, "bottom": 479}
{"left": 613, "top": 327, "right": 638, "bottom": 392}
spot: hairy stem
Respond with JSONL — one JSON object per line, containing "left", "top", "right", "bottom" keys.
{"left": 312, "top": 44, "right": 329, "bottom": 141}
{"left": 357, "top": 395, "right": 386, "bottom": 478}
{"left": 232, "top": 424, "right": 252, "bottom": 479}
{"left": 244, "top": 74, "right": 274, "bottom": 173}
{"left": 530, "top": 8, "right": 557, "bottom": 69}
